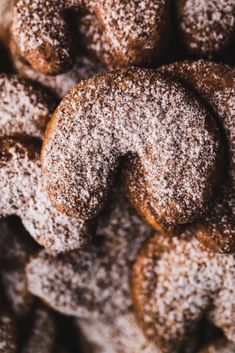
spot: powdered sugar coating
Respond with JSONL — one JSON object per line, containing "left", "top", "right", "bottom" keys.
{"left": 42, "top": 68, "right": 222, "bottom": 231}
{"left": 12, "top": 0, "right": 170, "bottom": 73}
{"left": 161, "top": 60, "right": 235, "bottom": 252}
{"left": 12, "top": 0, "right": 75, "bottom": 75}
{"left": 26, "top": 191, "right": 160, "bottom": 353}
{"left": 0, "top": 218, "right": 36, "bottom": 318}
{"left": 132, "top": 232, "right": 235, "bottom": 353}
{"left": 13, "top": 52, "right": 105, "bottom": 98}
{"left": 0, "top": 137, "right": 91, "bottom": 252}
{"left": 178, "top": 0, "right": 235, "bottom": 56}
{"left": 0, "top": 74, "right": 55, "bottom": 138}
{"left": 79, "top": 0, "right": 170, "bottom": 68}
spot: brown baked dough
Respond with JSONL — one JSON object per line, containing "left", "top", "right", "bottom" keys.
{"left": 0, "top": 137, "right": 91, "bottom": 252}
{"left": 0, "top": 74, "right": 56, "bottom": 139}
{"left": 12, "top": 0, "right": 171, "bottom": 74}
{"left": 132, "top": 231, "right": 235, "bottom": 353}
{"left": 161, "top": 60, "right": 235, "bottom": 252}
{"left": 177, "top": 0, "right": 235, "bottom": 57}
{"left": 42, "top": 68, "right": 223, "bottom": 233}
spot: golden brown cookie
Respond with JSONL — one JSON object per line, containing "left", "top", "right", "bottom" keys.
{"left": 132, "top": 231, "right": 235, "bottom": 353}
{"left": 12, "top": 0, "right": 171, "bottom": 74}
{"left": 42, "top": 68, "right": 223, "bottom": 234}
{"left": 177, "top": 0, "right": 235, "bottom": 57}
{"left": 160, "top": 60, "right": 235, "bottom": 252}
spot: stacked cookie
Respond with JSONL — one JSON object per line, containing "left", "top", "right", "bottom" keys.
{"left": 0, "top": 1, "right": 235, "bottom": 352}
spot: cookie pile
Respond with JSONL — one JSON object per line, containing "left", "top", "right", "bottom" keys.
{"left": 0, "top": 1, "right": 234, "bottom": 352}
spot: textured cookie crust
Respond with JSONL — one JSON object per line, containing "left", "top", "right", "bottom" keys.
{"left": 161, "top": 60, "right": 235, "bottom": 252}
{"left": 0, "top": 137, "right": 91, "bottom": 252}
{"left": 42, "top": 68, "right": 222, "bottom": 233}
{"left": 12, "top": 0, "right": 171, "bottom": 74}
{"left": 12, "top": 51, "right": 105, "bottom": 98}
{"left": 132, "top": 232, "right": 235, "bottom": 353}
{"left": 0, "top": 74, "right": 56, "bottom": 139}
{"left": 0, "top": 219, "right": 36, "bottom": 318}
{"left": 178, "top": 0, "right": 235, "bottom": 57}
{"left": 26, "top": 191, "right": 159, "bottom": 353}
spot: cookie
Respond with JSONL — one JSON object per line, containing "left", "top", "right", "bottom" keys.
{"left": 177, "top": 0, "right": 235, "bottom": 57}
{"left": 12, "top": 51, "right": 105, "bottom": 98}
{"left": 0, "top": 74, "right": 56, "bottom": 139}
{"left": 161, "top": 60, "right": 235, "bottom": 252}
{"left": 42, "top": 68, "right": 223, "bottom": 233}
{"left": 26, "top": 190, "right": 161, "bottom": 353}
{"left": 0, "top": 218, "right": 37, "bottom": 319}
{"left": 0, "top": 137, "right": 91, "bottom": 252}
{"left": 132, "top": 231, "right": 235, "bottom": 353}
{"left": 12, "top": 0, "right": 171, "bottom": 74}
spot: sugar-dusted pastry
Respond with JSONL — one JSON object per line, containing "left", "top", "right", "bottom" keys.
{"left": 42, "top": 68, "right": 223, "bottom": 233}
{"left": 12, "top": 0, "right": 171, "bottom": 74}
{"left": 177, "top": 0, "right": 235, "bottom": 57}
{"left": 0, "top": 218, "right": 37, "bottom": 318}
{"left": 132, "top": 231, "right": 235, "bottom": 353}
{"left": 161, "top": 61, "right": 235, "bottom": 252}
{"left": 0, "top": 74, "right": 56, "bottom": 139}
{"left": 26, "top": 191, "right": 161, "bottom": 353}
{"left": 0, "top": 74, "right": 92, "bottom": 252}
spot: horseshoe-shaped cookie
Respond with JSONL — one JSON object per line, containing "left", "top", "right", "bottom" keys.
{"left": 12, "top": 0, "right": 171, "bottom": 74}
{"left": 42, "top": 68, "right": 222, "bottom": 232}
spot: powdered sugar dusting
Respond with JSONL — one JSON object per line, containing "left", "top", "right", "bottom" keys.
{"left": 42, "top": 68, "right": 221, "bottom": 228}
{"left": 0, "top": 219, "right": 36, "bottom": 318}
{"left": 0, "top": 74, "right": 55, "bottom": 138}
{"left": 161, "top": 61, "right": 235, "bottom": 252}
{"left": 178, "top": 0, "right": 235, "bottom": 56}
{"left": 12, "top": 0, "right": 74, "bottom": 74}
{"left": 0, "top": 137, "right": 91, "bottom": 252}
{"left": 26, "top": 191, "right": 158, "bottom": 352}
{"left": 132, "top": 232, "right": 235, "bottom": 352}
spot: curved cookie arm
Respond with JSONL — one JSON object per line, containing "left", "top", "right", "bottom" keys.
{"left": 160, "top": 61, "right": 235, "bottom": 252}
{"left": 131, "top": 233, "right": 234, "bottom": 352}
{"left": 177, "top": 0, "right": 235, "bottom": 57}
{"left": 0, "top": 137, "right": 91, "bottom": 252}
{"left": 88, "top": 0, "right": 171, "bottom": 68}
{"left": 42, "top": 69, "right": 222, "bottom": 230}
{"left": 0, "top": 74, "right": 56, "bottom": 138}
{"left": 12, "top": 0, "right": 76, "bottom": 75}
